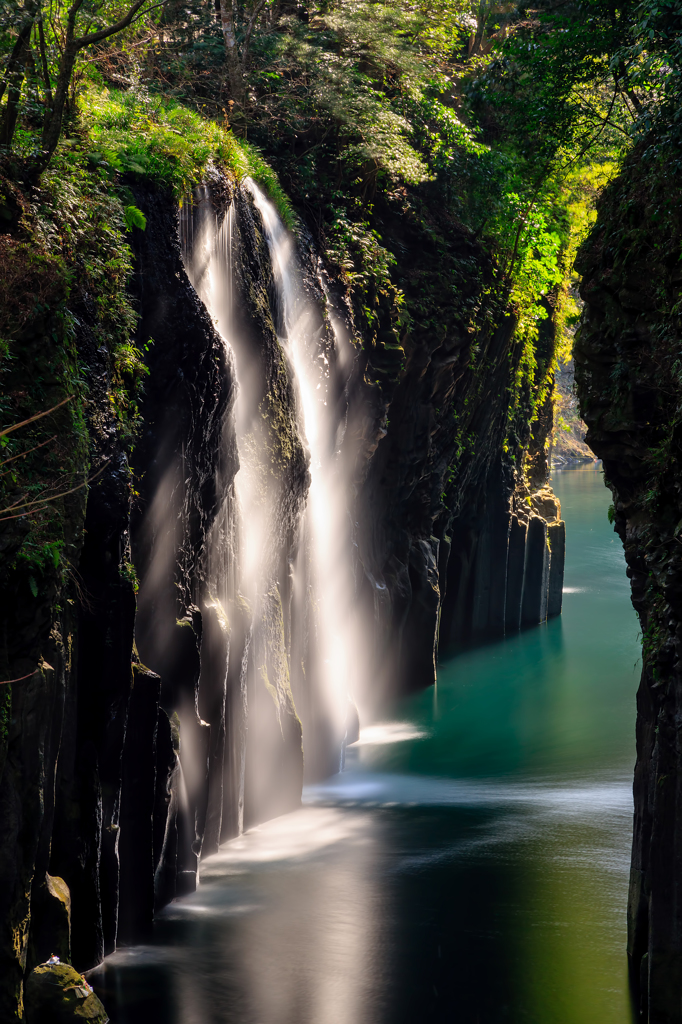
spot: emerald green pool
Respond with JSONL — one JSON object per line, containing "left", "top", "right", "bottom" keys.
{"left": 93, "top": 463, "right": 639, "bottom": 1023}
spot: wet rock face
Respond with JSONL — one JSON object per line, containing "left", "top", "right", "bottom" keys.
{"left": 0, "top": 182, "right": 236, "bottom": 1018}
{"left": 574, "top": 148, "right": 682, "bottom": 1023}
{"left": 352, "top": 214, "right": 565, "bottom": 697}
{"left": 28, "top": 874, "right": 72, "bottom": 971}
{"left": 438, "top": 463, "right": 564, "bottom": 657}
{"left": 0, "top": 301, "right": 135, "bottom": 1014}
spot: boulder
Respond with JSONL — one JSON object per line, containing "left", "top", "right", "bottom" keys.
{"left": 24, "top": 960, "right": 108, "bottom": 1023}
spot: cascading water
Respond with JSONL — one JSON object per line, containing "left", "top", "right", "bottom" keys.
{"left": 245, "top": 178, "right": 361, "bottom": 769}
{"left": 176, "top": 178, "right": 362, "bottom": 849}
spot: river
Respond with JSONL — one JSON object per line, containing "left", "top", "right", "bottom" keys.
{"left": 91, "top": 463, "right": 640, "bottom": 1023}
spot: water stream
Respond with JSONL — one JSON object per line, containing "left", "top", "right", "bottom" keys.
{"left": 92, "top": 463, "right": 639, "bottom": 1023}
{"left": 175, "top": 182, "right": 360, "bottom": 830}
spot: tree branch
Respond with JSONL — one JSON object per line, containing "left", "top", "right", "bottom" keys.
{"left": 0, "top": 0, "right": 40, "bottom": 104}
{"left": 66, "top": 0, "right": 86, "bottom": 43}
{"left": 242, "top": 0, "right": 268, "bottom": 65}
{"left": 0, "top": 460, "right": 110, "bottom": 518}
{"left": 74, "top": 0, "right": 163, "bottom": 48}
{"left": 0, "top": 395, "right": 73, "bottom": 439}
{"left": 37, "top": 14, "right": 54, "bottom": 107}
{"left": 0, "top": 668, "right": 39, "bottom": 685}
{"left": 0, "top": 435, "right": 57, "bottom": 472}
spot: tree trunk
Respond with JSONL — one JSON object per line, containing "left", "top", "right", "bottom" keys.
{"left": 219, "top": 0, "right": 244, "bottom": 104}
{"left": 0, "top": 37, "right": 32, "bottom": 147}
{"left": 0, "top": 0, "right": 39, "bottom": 147}
{"left": 0, "top": 0, "right": 38, "bottom": 104}
{"left": 37, "top": 16, "right": 53, "bottom": 113}
{"left": 468, "top": 0, "right": 489, "bottom": 57}
{"left": 37, "top": 44, "right": 78, "bottom": 170}
{"left": 242, "top": 0, "right": 268, "bottom": 66}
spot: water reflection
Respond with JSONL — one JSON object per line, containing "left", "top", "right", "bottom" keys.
{"left": 91, "top": 465, "right": 638, "bottom": 1024}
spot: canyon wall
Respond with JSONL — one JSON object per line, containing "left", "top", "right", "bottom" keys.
{"left": 0, "top": 182, "right": 233, "bottom": 1017}
{"left": 574, "top": 147, "right": 682, "bottom": 1023}
{"left": 352, "top": 213, "right": 565, "bottom": 700}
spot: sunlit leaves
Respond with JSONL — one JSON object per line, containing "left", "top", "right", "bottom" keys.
{"left": 81, "top": 87, "right": 248, "bottom": 194}
{"left": 123, "top": 203, "right": 146, "bottom": 230}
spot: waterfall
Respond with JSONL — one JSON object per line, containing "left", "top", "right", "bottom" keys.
{"left": 175, "top": 178, "right": 361, "bottom": 845}
{"left": 245, "top": 178, "right": 360, "bottom": 770}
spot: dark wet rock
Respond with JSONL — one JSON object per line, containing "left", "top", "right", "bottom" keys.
{"left": 505, "top": 516, "right": 527, "bottom": 633}
{"left": 521, "top": 516, "right": 550, "bottom": 626}
{"left": 118, "top": 665, "right": 162, "bottom": 945}
{"left": 27, "top": 874, "right": 71, "bottom": 975}
{"left": 198, "top": 602, "right": 230, "bottom": 858}
{"left": 351, "top": 227, "right": 565, "bottom": 695}
{"left": 152, "top": 708, "right": 177, "bottom": 911}
{"left": 547, "top": 521, "right": 565, "bottom": 619}
{"left": 0, "top": 663, "right": 63, "bottom": 1019}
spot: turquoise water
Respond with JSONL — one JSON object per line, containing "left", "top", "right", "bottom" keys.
{"left": 93, "top": 464, "right": 640, "bottom": 1023}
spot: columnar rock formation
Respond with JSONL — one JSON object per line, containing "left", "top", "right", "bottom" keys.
{"left": 574, "top": 146, "right": 682, "bottom": 1024}
{"left": 349, "top": 204, "right": 565, "bottom": 703}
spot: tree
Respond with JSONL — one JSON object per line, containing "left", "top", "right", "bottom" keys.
{"left": 473, "top": 0, "right": 658, "bottom": 166}
{"left": 217, "top": 0, "right": 268, "bottom": 105}
{"left": 0, "top": 0, "right": 166, "bottom": 168}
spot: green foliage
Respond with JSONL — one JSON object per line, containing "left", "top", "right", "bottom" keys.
{"left": 622, "top": 0, "right": 682, "bottom": 155}
{"left": 472, "top": 6, "right": 633, "bottom": 161}
{"left": 120, "top": 557, "right": 139, "bottom": 592}
{"left": 124, "top": 204, "right": 147, "bottom": 231}
{"left": 240, "top": 141, "right": 296, "bottom": 230}
{"left": 0, "top": 118, "right": 149, "bottom": 579}
{"left": 82, "top": 86, "right": 247, "bottom": 196}
{"left": 79, "top": 87, "right": 294, "bottom": 223}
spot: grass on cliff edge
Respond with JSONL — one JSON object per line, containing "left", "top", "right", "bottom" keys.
{"left": 81, "top": 86, "right": 296, "bottom": 228}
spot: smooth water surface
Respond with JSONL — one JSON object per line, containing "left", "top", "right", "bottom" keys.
{"left": 92, "top": 464, "right": 640, "bottom": 1023}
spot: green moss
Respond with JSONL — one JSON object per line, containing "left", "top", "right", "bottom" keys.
{"left": 82, "top": 86, "right": 247, "bottom": 196}
{"left": 257, "top": 584, "right": 301, "bottom": 731}
{"left": 81, "top": 86, "right": 295, "bottom": 227}
{"left": 259, "top": 357, "right": 304, "bottom": 472}
{"left": 120, "top": 559, "right": 139, "bottom": 593}
{"left": 241, "top": 141, "right": 296, "bottom": 231}
{"left": 25, "top": 961, "right": 108, "bottom": 1023}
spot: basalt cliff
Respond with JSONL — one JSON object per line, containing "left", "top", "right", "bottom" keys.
{"left": 575, "top": 146, "right": 682, "bottom": 1024}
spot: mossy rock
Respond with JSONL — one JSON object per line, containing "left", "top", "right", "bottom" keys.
{"left": 24, "top": 962, "right": 108, "bottom": 1023}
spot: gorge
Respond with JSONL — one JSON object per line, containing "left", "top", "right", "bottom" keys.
{"left": 0, "top": 162, "right": 566, "bottom": 1018}
{"left": 1, "top": 0, "right": 681, "bottom": 1020}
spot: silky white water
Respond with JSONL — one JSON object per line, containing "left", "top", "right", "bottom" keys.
{"left": 245, "top": 178, "right": 360, "bottom": 756}
{"left": 177, "top": 182, "right": 363, "bottom": 821}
